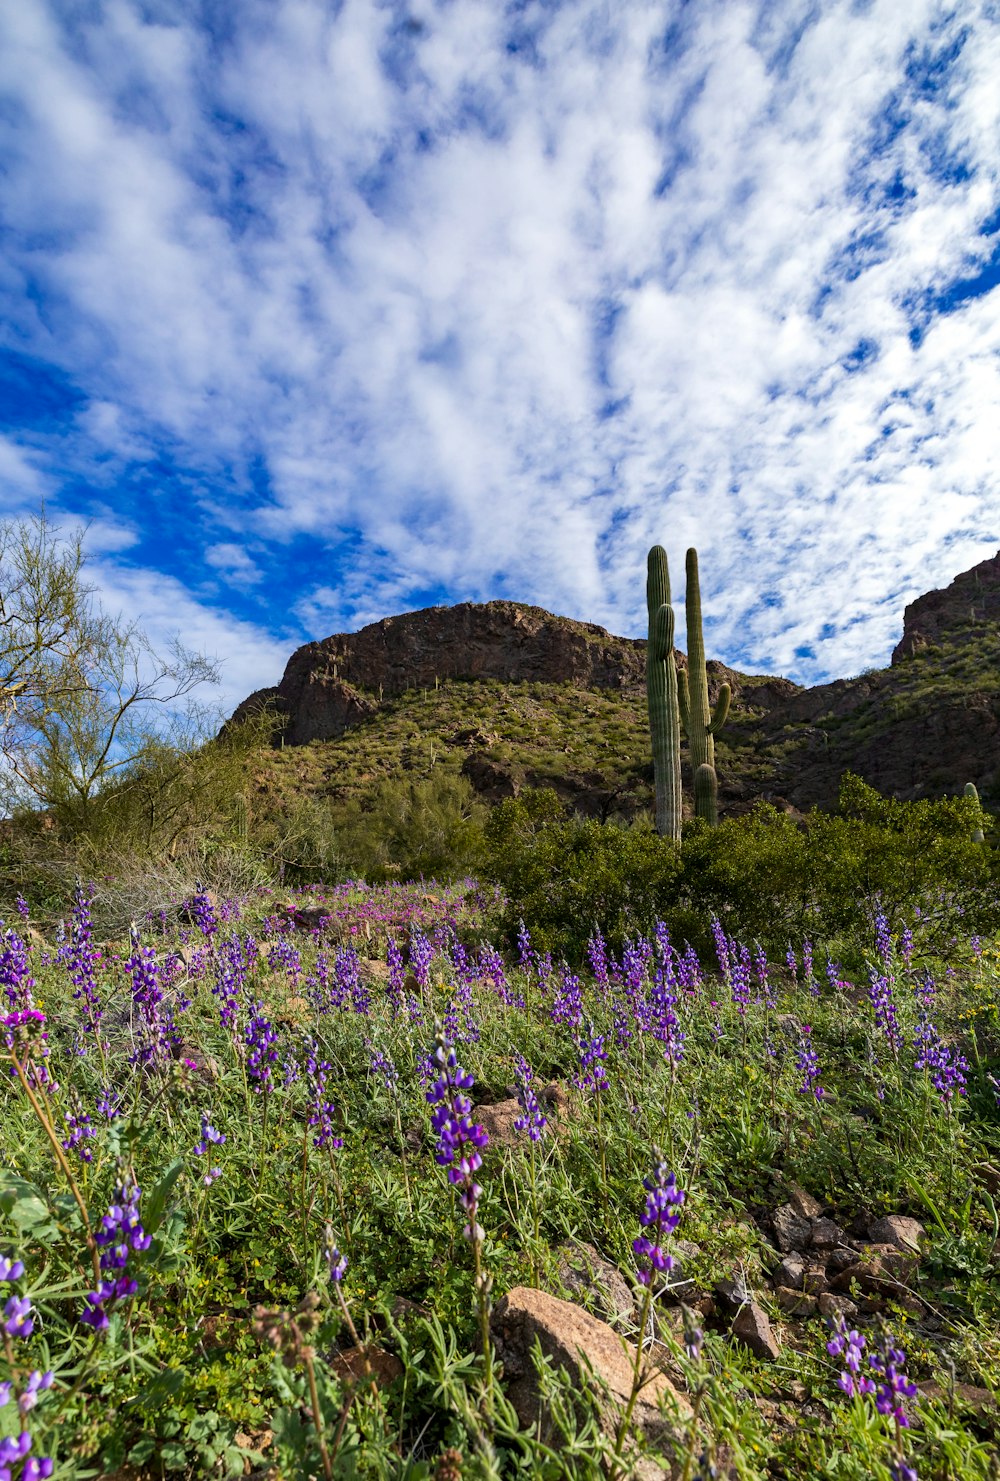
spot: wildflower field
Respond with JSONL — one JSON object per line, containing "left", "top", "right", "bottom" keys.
{"left": 1, "top": 879, "right": 999, "bottom": 1480}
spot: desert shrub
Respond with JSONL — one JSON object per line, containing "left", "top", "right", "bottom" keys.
{"left": 483, "top": 789, "right": 683, "bottom": 960}
{"left": 335, "top": 770, "right": 487, "bottom": 883}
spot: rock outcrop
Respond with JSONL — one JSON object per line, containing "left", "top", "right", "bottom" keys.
{"left": 229, "top": 551, "right": 1000, "bottom": 812}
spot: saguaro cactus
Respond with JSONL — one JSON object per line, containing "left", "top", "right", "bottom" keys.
{"left": 646, "top": 546, "right": 682, "bottom": 843}
{"left": 678, "top": 548, "right": 730, "bottom": 827}
{"left": 964, "top": 781, "right": 985, "bottom": 844}
{"left": 694, "top": 763, "right": 718, "bottom": 826}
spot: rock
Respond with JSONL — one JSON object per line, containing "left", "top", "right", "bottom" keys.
{"left": 556, "top": 1243, "right": 636, "bottom": 1329}
{"left": 775, "top": 1255, "right": 805, "bottom": 1290}
{"left": 830, "top": 1244, "right": 919, "bottom": 1294}
{"left": 490, "top": 1287, "right": 691, "bottom": 1452}
{"left": 477, "top": 1098, "right": 522, "bottom": 1148}
{"left": 330, "top": 1345, "right": 403, "bottom": 1388}
{"left": 916, "top": 1380, "right": 998, "bottom": 1430}
{"left": 714, "top": 1275, "right": 753, "bottom": 1313}
{"left": 827, "top": 1247, "right": 859, "bottom": 1277}
{"left": 539, "top": 1082, "right": 571, "bottom": 1118}
{"left": 785, "top": 1185, "right": 823, "bottom": 1219}
{"left": 867, "top": 1216, "right": 926, "bottom": 1254}
{"left": 289, "top": 905, "right": 333, "bottom": 933}
{"left": 775, "top": 1286, "right": 817, "bottom": 1317}
{"left": 772, "top": 1204, "right": 812, "bottom": 1253}
{"left": 809, "top": 1219, "right": 844, "bottom": 1250}
{"left": 802, "top": 1265, "right": 828, "bottom": 1295}
{"left": 818, "top": 1293, "right": 858, "bottom": 1320}
{"left": 732, "top": 1302, "right": 780, "bottom": 1360}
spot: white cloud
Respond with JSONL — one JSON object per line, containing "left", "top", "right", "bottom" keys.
{"left": 0, "top": 0, "right": 998, "bottom": 693}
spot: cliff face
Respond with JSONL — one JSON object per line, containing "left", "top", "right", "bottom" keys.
{"left": 891, "top": 551, "right": 1000, "bottom": 662}
{"left": 231, "top": 553, "right": 1000, "bottom": 813}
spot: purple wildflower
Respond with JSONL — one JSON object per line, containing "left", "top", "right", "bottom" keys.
{"left": 513, "top": 1056, "right": 548, "bottom": 1142}
{"left": 426, "top": 1028, "right": 489, "bottom": 1242}
{"left": 796, "top": 1026, "right": 824, "bottom": 1100}
{"left": 633, "top": 1153, "right": 684, "bottom": 1288}
{"left": 80, "top": 1174, "right": 151, "bottom": 1331}
{"left": 192, "top": 1111, "right": 225, "bottom": 1157}
{"left": 245, "top": 1006, "right": 279, "bottom": 1093}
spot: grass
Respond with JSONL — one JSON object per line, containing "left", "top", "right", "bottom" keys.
{"left": 1, "top": 880, "right": 998, "bottom": 1479}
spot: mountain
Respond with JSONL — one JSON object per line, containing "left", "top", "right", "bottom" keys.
{"left": 231, "top": 554, "right": 1000, "bottom": 819}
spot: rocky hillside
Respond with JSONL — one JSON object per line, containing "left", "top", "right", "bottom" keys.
{"left": 232, "top": 553, "right": 1000, "bottom": 818}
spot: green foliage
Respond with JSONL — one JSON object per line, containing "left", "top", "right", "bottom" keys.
{"left": 483, "top": 788, "right": 682, "bottom": 959}
{"left": 336, "top": 770, "right": 488, "bottom": 882}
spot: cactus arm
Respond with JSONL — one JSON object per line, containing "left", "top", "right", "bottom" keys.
{"left": 964, "top": 781, "right": 985, "bottom": 843}
{"left": 694, "top": 763, "right": 718, "bottom": 826}
{"left": 708, "top": 682, "right": 731, "bottom": 735}
{"left": 677, "top": 666, "right": 690, "bottom": 731}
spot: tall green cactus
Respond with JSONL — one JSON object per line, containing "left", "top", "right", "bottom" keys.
{"left": 964, "top": 781, "right": 985, "bottom": 844}
{"left": 646, "top": 546, "right": 682, "bottom": 843}
{"left": 694, "top": 763, "right": 718, "bottom": 826}
{"left": 678, "top": 548, "right": 730, "bottom": 827}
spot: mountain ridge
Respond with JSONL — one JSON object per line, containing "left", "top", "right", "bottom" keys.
{"left": 232, "top": 552, "right": 1000, "bottom": 817}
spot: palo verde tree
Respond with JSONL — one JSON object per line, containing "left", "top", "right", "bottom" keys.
{"left": 1, "top": 510, "right": 218, "bottom": 833}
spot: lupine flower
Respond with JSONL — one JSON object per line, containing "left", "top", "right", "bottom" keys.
{"left": 551, "top": 969, "right": 584, "bottom": 1033}
{"left": 80, "top": 1174, "right": 152, "bottom": 1331}
{"left": 574, "top": 1024, "right": 609, "bottom": 1094}
{"left": 426, "top": 1028, "right": 489, "bottom": 1242}
{"left": 62, "top": 1091, "right": 96, "bottom": 1163}
{"left": 16, "top": 1370, "right": 53, "bottom": 1416}
{"left": 796, "top": 1026, "right": 824, "bottom": 1100}
{"left": 386, "top": 938, "right": 406, "bottom": 1019}
{"left": 193, "top": 1111, "right": 225, "bottom": 1156}
{"left": 2, "top": 1009, "right": 57, "bottom": 1096}
{"left": 516, "top": 920, "right": 533, "bottom": 972}
{"left": 323, "top": 1225, "right": 348, "bottom": 1283}
{"left": 3, "top": 1294, "right": 34, "bottom": 1339}
{"left": 513, "top": 1055, "right": 548, "bottom": 1141}
{"left": 0, "top": 926, "right": 34, "bottom": 1011}
{"left": 827, "top": 1314, "right": 873, "bottom": 1398}
{"left": 0, "top": 1258, "right": 26, "bottom": 1283}
{"left": 186, "top": 883, "right": 218, "bottom": 940}
{"left": 409, "top": 931, "right": 435, "bottom": 992}
{"left": 245, "top": 1006, "right": 279, "bottom": 1092}
{"left": 868, "top": 966, "right": 903, "bottom": 1055}
{"left": 126, "top": 925, "right": 179, "bottom": 1068}
{"left": 870, "top": 1334, "right": 918, "bottom": 1427}
{"left": 633, "top": 1153, "right": 684, "bottom": 1287}
{"left": 913, "top": 1015, "right": 969, "bottom": 1104}
{"left": 368, "top": 1044, "right": 398, "bottom": 1092}
{"left": 59, "top": 884, "right": 102, "bottom": 1037}
{"left": 305, "top": 1045, "right": 343, "bottom": 1152}
{"left": 587, "top": 931, "right": 610, "bottom": 993}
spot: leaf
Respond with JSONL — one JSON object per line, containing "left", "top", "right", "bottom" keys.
{"left": 142, "top": 1158, "right": 185, "bottom": 1237}
{"left": 140, "top": 1367, "right": 186, "bottom": 1409}
{"left": 0, "top": 1169, "right": 60, "bottom": 1242}
{"left": 160, "top": 1439, "right": 189, "bottom": 1471}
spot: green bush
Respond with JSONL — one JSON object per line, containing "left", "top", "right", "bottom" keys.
{"left": 483, "top": 789, "right": 683, "bottom": 960}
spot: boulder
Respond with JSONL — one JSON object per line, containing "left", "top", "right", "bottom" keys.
{"left": 490, "top": 1287, "right": 691, "bottom": 1453}
{"left": 771, "top": 1204, "right": 812, "bottom": 1253}
{"left": 556, "top": 1242, "right": 636, "bottom": 1329}
{"left": 477, "top": 1098, "right": 522, "bottom": 1148}
{"left": 774, "top": 1255, "right": 805, "bottom": 1290}
{"left": 732, "top": 1302, "right": 780, "bottom": 1360}
{"left": 830, "top": 1244, "right": 919, "bottom": 1294}
{"left": 809, "top": 1218, "right": 844, "bottom": 1251}
{"left": 867, "top": 1216, "right": 926, "bottom": 1254}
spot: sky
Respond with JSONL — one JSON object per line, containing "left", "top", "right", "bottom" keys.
{"left": 1, "top": 0, "right": 999, "bottom": 717}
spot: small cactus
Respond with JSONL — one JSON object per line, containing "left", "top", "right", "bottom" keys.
{"left": 964, "top": 781, "right": 985, "bottom": 844}
{"left": 677, "top": 548, "right": 729, "bottom": 827}
{"left": 646, "top": 546, "right": 682, "bottom": 844}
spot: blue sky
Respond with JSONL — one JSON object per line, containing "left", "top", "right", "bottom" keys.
{"left": 1, "top": 0, "right": 999, "bottom": 715}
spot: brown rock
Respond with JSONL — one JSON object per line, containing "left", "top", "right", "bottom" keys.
{"left": 774, "top": 1255, "right": 805, "bottom": 1290}
{"left": 785, "top": 1185, "right": 823, "bottom": 1219}
{"left": 490, "top": 1287, "right": 691, "bottom": 1450}
{"left": 772, "top": 1204, "right": 812, "bottom": 1253}
{"left": 732, "top": 1302, "right": 780, "bottom": 1360}
{"left": 556, "top": 1242, "right": 636, "bottom": 1328}
{"left": 867, "top": 1216, "right": 926, "bottom": 1254}
{"left": 830, "top": 1244, "right": 919, "bottom": 1294}
{"left": 916, "top": 1380, "right": 998, "bottom": 1429}
{"left": 330, "top": 1344, "right": 403, "bottom": 1388}
{"left": 818, "top": 1292, "right": 858, "bottom": 1320}
{"left": 810, "top": 1219, "right": 845, "bottom": 1250}
{"left": 477, "top": 1098, "right": 522, "bottom": 1148}
{"left": 775, "top": 1286, "right": 818, "bottom": 1317}
{"left": 802, "top": 1265, "right": 828, "bottom": 1295}
{"left": 827, "top": 1247, "right": 859, "bottom": 1276}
